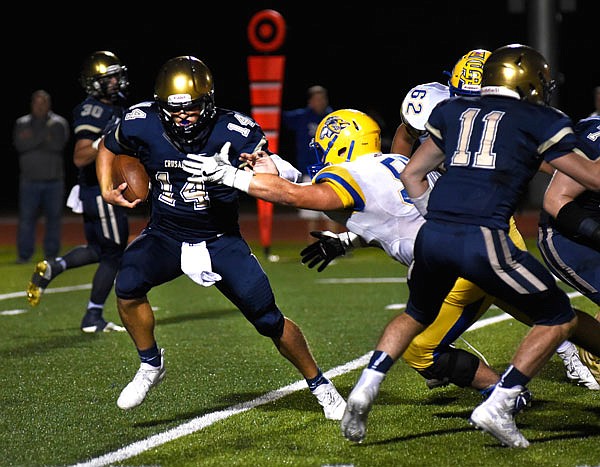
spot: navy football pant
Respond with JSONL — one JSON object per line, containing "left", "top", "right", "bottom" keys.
{"left": 537, "top": 224, "right": 600, "bottom": 305}
{"left": 75, "top": 191, "right": 128, "bottom": 304}
{"left": 115, "top": 228, "right": 284, "bottom": 337}
{"left": 405, "top": 220, "right": 575, "bottom": 327}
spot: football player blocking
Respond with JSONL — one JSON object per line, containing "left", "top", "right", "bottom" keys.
{"left": 392, "top": 48, "right": 599, "bottom": 392}
{"left": 181, "top": 47, "right": 600, "bottom": 448}
{"left": 95, "top": 55, "right": 346, "bottom": 420}
{"left": 394, "top": 44, "right": 600, "bottom": 448}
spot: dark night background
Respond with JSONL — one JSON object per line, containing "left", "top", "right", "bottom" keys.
{"left": 5, "top": 2, "right": 599, "bottom": 214}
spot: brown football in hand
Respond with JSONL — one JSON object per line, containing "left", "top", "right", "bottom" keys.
{"left": 112, "top": 154, "right": 150, "bottom": 203}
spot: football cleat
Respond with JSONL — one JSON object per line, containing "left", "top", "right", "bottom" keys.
{"left": 558, "top": 344, "right": 600, "bottom": 390}
{"left": 576, "top": 346, "right": 600, "bottom": 385}
{"left": 26, "top": 260, "right": 56, "bottom": 306}
{"left": 341, "top": 385, "right": 378, "bottom": 443}
{"left": 469, "top": 385, "right": 530, "bottom": 448}
{"left": 481, "top": 384, "right": 532, "bottom": 415}
{"left": 80, "top": 309, "right": 126, "bottom": 333}
{"left": 117, "top": 348, "right": 166, "bottom": 410}
{"left": 312, "top": 381, "right": 346, "bottom": 420}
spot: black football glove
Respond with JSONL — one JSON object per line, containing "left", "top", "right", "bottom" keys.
{"left": 300, "top": 231, "right": 361, "bottom": 272}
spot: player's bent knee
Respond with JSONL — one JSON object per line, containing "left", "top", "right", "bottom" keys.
{"left": 419, "top": 348, "right": 480, "bottom": 387}
{"left": 252, "top": 308, "right": 285, "bottom": 338}
{"left": 115, "top": 271, "right": 149, "bottom": 300}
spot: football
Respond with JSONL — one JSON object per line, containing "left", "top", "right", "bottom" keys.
{"left": 111, "top": 154, "right": 150, "bottom": 203}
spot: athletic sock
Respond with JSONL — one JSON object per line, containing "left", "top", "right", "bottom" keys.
{"left": 306, "top": 369, "right": 329, "bottom": 392}
{"left": 498, "top": 365, "right": 530, "bottom": 389}
{"left": 367, "top": 350, "right": 394, "bottom": 374}
{"left": 139, "top": 343, "right": 161, "bottom": 367}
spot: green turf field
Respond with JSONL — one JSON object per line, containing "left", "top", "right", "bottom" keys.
{"left": 1, "top": 240, "right": 598, "bottom": 466}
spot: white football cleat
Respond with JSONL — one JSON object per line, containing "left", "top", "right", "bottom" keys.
{"left": 341, "top": 385, "right": 378, "bottom": 443}
{"left": 470, "top": 385, "right": 530, "bottom": 448}
{"left": 312, "top": 381, "right": 346, "bottom": 420}
{"left": 117, "top": 348, "right": 166, "bottom": 410}
{"left": 558, "top": 344, "right": 600, "bottom": 390}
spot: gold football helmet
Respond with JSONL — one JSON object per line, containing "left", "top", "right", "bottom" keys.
{"left": 154, "top": 55, "right": 216, "bottom": 145}
{"left": 80, "top": 51, "right": 128, "bottom": 102}
{"left": 448, "top": 49, "right": 491, "bottom": 96}
{"left": 481, "top": 44, "right": 556, "bottom": 105}
{"left": 308, "top": 109, "right": 381, "bottom": 175}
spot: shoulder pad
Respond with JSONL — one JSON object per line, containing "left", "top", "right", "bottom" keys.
{"left": 401, "top": 82, "right": 450, "bottom": 132}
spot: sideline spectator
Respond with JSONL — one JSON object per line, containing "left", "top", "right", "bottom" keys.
{"left": 282, "top": 85, "right": 338, "bottom": 237}
{"left": 13, "top": 89, "right": 70, "bottom": 264}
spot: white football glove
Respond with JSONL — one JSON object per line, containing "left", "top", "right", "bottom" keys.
{"left": 182, "top": 142, "right": 253, "bottom": 192}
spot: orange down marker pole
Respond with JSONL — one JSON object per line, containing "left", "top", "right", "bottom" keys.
{"left": 247, "top": 9, "right": 286, "bottom": 259}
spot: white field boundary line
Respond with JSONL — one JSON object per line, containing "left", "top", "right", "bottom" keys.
{"left": 0, "top": 284, "right": 92, "bottom": 315}
{"left": 0, "top": 284, "right": 92, "bottom": 301}
{"left": 70, "top": 354, "right": 373, "bottom": 467}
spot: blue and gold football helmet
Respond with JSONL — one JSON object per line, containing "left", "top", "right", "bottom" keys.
{"left": 481, "top": 44, "right": 556, "bottom": 105}
{"left": 80, "top": 51, "right": 128, "bottom": 103}
{"left": 448, "top": 49, "right": 491, "bottom": 96}
{"left": 154, "top": 55, "right": 217, "bottom": 146}
{"left": 308, "top": 109, "right": 381, "bottom": 176}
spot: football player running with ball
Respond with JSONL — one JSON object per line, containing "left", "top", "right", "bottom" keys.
{"left": 96, "top": 55, "right": 346, "bottom": 419}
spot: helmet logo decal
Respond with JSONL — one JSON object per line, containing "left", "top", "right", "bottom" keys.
{"left": 319, "top": 115, "right": 350, "bottom": 141}
{"left": 459, "top": 51, "right": 487, "bottom": 91}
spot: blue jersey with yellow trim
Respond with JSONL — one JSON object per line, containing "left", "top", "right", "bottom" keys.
{"left": 314, "top": 153, "right": 438, "bottom": 266}
{"left": 103, "top": 102, "right": 267, "bottom": 243}
{"left": 425, "top": 95, "right": 579, "bottom": 229}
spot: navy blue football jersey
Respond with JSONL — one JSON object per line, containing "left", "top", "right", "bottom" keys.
{"left": 572, "top": 115, "right": 600, "bottom": 215}
{"left": 72, "top": 95, "right": 126, "bottom": 188}
{"left": 424, "top": 95, "right": 579, "bottom": 229}
{"left": 539, "top": 115, "right": 600, "bottom": 228}
{"left": 103, "top": 102, "right": 267, "bottom": 243}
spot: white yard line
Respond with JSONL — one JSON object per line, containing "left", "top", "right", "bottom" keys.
{"left": 70, "top": 355, "right": 372, "bottom": 467}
